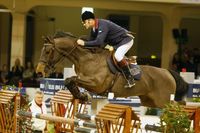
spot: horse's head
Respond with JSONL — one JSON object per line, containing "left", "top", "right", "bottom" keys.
{"left": 36, "top": 32, "right": 78, "bottom": 77}
{"left": 36, "top": 36, "right": 56, "bottom": 77}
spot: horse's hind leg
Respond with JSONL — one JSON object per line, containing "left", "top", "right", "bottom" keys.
{"left": 139, "top": 95, "right": 167, "bottom": 108}
{"left": 64, "top": 76, "right": 88, "bottom": 102}
{"left": 139, "top": 95, "right": 157, "bottom": 107}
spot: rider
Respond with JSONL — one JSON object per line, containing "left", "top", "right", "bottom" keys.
{"left": 77, "top": 11, "right": 135, "bottom": 87}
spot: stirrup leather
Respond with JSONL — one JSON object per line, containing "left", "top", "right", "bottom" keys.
{"left": 118, "top": 59, "right": 136, "bottom": 87}
{"left": 122, "top": 70, "right": 136, "bottom": 88}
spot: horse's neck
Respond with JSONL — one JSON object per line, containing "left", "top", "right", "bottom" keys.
{"left": 55, "top": 37, "right": 109, "bottom": 70}
{"left": 70, "top": 47, "right": 109, "bottom": 71}
{"left": 76, "top": 46, "right": 108, "bottom": 59}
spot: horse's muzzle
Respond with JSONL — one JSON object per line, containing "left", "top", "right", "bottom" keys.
{"left": 36, "top": 62, "right": 46, "bottom": 77}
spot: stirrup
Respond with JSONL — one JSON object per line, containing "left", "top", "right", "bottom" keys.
{"left": 125, "top": 79, "right": 135, "bottom": 88}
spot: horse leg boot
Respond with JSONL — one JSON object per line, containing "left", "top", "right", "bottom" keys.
{"left": 64, "top": 77, "right": 88, "bottom": 102}
{"left": 118, "top": 59, "right": 135, "bottom": 88}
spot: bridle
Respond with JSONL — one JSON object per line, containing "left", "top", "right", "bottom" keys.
{"left": 40, "top": 37, "right": 78, "bottom": 74}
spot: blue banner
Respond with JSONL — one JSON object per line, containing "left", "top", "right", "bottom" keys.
{"left": 187, "top": 84, "right": 200, "bottom": 98}
{"left": 39, "top": 78, "right": 65, "bottom": 95}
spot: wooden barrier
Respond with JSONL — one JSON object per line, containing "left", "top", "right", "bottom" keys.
{"left": 17, "top": 95, "right": 141, "bottom": 133}
{"left": 50, "top": 92, "right": 141, "bottom": 133}
{"left": 183, "top": 106, "right": 200, "bottom": 133}
{"left": 95, "top": 103, "right": 141, "bottom": 133}
{"left": 18, "top": 104, "right": 140, "bottom": 133}
{"left": 50, "top": 90, "right": 89, "bottom": 132}
{"left": 0, "top": 90, "right": 20, "bottom": 133}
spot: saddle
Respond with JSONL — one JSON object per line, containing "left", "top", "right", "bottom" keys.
{"left": 106, "top": 54, "right": 142, "bottom": 80}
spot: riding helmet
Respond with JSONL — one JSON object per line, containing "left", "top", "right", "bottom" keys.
{"left": 81, "top": 11, "right": 95, "bottom": 21}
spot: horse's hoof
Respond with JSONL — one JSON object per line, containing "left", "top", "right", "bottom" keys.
{"left": 79, "top": 92, "right": 91, "bottom": 103}
{"left": 79, "top": 97, "right": 88, "bottom": 103}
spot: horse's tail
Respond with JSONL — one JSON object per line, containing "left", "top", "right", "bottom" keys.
{"left": 168, "top": 69, "right": 189, "bottom": 101}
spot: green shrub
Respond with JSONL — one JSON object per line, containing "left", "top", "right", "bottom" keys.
{"left": 159, "top": 103, "right": 193, "bottom": 133}
{"left": 145, "top": 108, "right": 158, "bottom": 115}
{"left": 47, "top": 123, "right": 55, "bottom": 133}
{"left": 192, "top": 98, "right": 200, "bottom": 102}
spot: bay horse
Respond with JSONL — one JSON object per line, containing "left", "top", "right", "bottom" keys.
{"left": 36, "top": 31, "right": 188, "bottom": 108}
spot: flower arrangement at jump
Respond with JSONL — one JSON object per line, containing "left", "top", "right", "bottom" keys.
{"left": 160, "top": 103, "right": 193, "bottom": 133}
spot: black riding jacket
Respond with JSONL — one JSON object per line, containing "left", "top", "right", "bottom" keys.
{"left": 85, "top": 19, "right": 133, "bottom": 49}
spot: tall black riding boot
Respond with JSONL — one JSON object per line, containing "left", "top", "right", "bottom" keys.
{"left": 118, "top": 59, "right": 135, "bottom": 87}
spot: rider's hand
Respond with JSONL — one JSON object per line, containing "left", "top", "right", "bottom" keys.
{"left": 105, "top": 45, "right": 114, "bottom": 51}
{"left": 77, "top": 39, "right": 85, "bottom": 46}
{"left": 109, "top": 46, "right": 114, "bottom": 51}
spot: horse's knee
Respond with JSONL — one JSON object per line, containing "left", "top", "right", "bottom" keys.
{"left": 64, "top": 77, "right": 77, "bottom": 88}
{"left": 64, "top": 78, "right": 71, "bottom": 85}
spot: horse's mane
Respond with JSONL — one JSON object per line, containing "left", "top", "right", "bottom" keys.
{"left": 50, "top": 31, "right": 108, "bottom": 55}
{"left": 53, "top": 31, "right": 77, "bottom": 39}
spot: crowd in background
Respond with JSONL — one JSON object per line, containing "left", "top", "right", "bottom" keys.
{"left": 0, "top": 58, "right": 63, "bottom": 87}
{"left": 171, "top": 47, "right": 200, "bottom": 78}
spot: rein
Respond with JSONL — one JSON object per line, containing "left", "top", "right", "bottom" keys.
{"left": 43, "top": 37, "right": 78, "bottom": 73}
{"left": 54, "top": 41, "right": 77, "bottom": 58}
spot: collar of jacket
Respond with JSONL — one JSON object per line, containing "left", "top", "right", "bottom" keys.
{"left": 95, "top": 19, "right": 99, "bottom": 29}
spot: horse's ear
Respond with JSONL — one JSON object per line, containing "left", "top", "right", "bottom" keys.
{"left": 42, "top": 36, "right": 49, "bottom": 43}
{"left": 42, "top": 36, "right": 55, "bottom": 44}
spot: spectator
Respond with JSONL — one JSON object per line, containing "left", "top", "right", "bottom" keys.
{"left": 23, "top": 61, "right": 34, "bottom": 79}
{"left": 0, "top": 64, "right": 11, "bottom": 85}
{"left": 172, "top": 53, "right": 181, "bottom": 72}
{"left": 29, "top": 90, "right": 47, "bottom": 133}
{"left": 11, "top": 58, "right": 24, "bottom": 85}
{"left": 172, "top": 48, "right": 195, "bottom": 74}
{"left": 181, "top": 49, "right": 195, "bottom": 73}
{"left": 193, "top": 48, "right": 200, "bottom": 77}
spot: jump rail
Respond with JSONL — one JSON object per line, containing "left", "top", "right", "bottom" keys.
{"left": 17, "top": 110, "right": 96, "bottom": 128}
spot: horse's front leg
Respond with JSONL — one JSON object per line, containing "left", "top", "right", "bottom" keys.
{"left": 64, "top": 76, "right": 88, "bottom": 102}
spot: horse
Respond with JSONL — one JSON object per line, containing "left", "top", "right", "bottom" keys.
{"left": 36, "top": 31, "right": 188, "bottom": 108}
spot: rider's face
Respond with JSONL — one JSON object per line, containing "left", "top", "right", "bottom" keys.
{"left": 82, "top": 19, "right": 93, "bottom": 29}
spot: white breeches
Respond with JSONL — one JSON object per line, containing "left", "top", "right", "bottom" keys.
{"left": 114, "top": 39, "right": 134, "bottom": 62}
